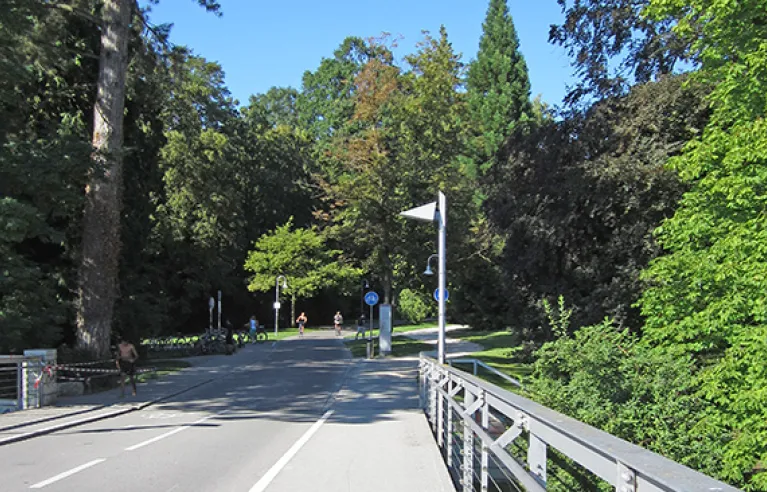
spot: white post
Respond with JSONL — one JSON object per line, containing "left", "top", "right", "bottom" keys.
{"left": 274, "top": 277, "right": 280, "bottom": 336}
{"left": 217, "top": 290, "right": 222, "bottom": 331}
{"left": 437, "top": 191, "right": 447, "bottom": 365}
{"left": 208, "top": 296, "right": 214, "bottom": 334}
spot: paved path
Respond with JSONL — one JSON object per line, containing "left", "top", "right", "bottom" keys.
{"left": 397, "top": 324, "right": 483, "bottom": 357}
{"left": 0, "top": 331, "right": 454, "bottom": 492}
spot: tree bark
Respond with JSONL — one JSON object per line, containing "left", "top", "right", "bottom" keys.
{"left": 76, "top": 0, "right": 132, "bottom": 358}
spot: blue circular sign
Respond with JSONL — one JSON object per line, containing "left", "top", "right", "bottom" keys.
{"left": 433, "top": 288, "right": 449, "bottom": 302}
{"left": 364, "top": 291, "right": 379, "bottom": 306}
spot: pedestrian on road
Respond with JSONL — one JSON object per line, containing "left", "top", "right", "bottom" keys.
{"left": 115, "top": 337, "right": 138, "bottom": 397}
{"left": 296, "top": 312, "right": 308, "bottom": 337}
{"left": 225, "top": 319, "right": 235, "bottom": 355}
{"left": 249, "top": 315, "right": 258, "bottom": 343}
{"left": 333, "top": 311, "right": 344, "bottom": 336}
{"left": 355, "top": 314, "right": 366, "bottom": 340}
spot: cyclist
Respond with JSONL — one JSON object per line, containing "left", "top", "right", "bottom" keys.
{"left": 249, "top": 316, "right": 258, "bottom": 343}
{"left": 296, "top": 312, "right": 308, "bottom": 337}
{"left": 333, "top": 311, "right": 344, "bottom": 336}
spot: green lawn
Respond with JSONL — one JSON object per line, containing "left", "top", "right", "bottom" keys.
{"left": 344, "top": 337, "right": 433, "bottom": 358}
{"left": 342, "top": 321, "right": 437, "bottom": 340}
{"left": 447, "top": 329, "right": 532, "bottom": 386}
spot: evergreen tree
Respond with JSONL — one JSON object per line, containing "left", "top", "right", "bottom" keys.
{"left": 466, "top": 0, "right": 532, "bottom": 171}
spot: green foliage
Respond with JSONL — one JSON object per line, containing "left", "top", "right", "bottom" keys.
{"left": 483, "top": 75, "right": 707, "bottom": 338}
{"left": 396, "top": 288, "right": 433, "bottom": 324}
{"left": 550, "top": 0, "right": 691, "bottom": 104}
{"left": 637, "top": 1, "right": 767, "bottom": 487}
{"left": 527, "top": 320, "right": 726, "bottom": 487}
{"left": 541, "top": 295, "right": 572, "bottom": 339}
{"left": 467, "top": 0, "right": 532, "bottom": 166}
{"left": 244, "top": 219, "right": 361, "bottom": 300}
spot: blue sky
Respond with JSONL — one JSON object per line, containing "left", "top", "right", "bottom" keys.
{"left": 144, "top": 1, "right": 576, "bottom": 108}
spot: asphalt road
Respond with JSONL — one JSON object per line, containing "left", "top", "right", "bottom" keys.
{"left": 0, "top": 335, "right": 354, "bottom": 492}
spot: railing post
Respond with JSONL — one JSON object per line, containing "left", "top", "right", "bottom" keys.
{"left": 437, "top": 372, "right": 445, "bottom": 448}
{"left": 447, "top": 376, "right": 454, "bottom": 469}
{"left": 528, "top": 433, "right": 547, "bottom": 487}
{"left": 16, "top": 361, "right": 23, "bottom": 411}
{"left": 480, "top": 390, "right": 489, "bottom": 492}
{"left": 463, "top": 388, "right": 479, "bottom": 492}
{"left": 429, "top": 367, "right": 438, "bottom": 430}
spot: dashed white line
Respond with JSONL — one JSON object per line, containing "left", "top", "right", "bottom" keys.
{"left": 248, "top": 410, "right": 334, "bottom": 492}
{"left": 30, "top": 459, "right": 105, "bottom": 489}
{"left": 125, "top": 410, "right": 226, "bottom": 451}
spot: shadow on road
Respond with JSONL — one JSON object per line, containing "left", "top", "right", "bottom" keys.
{"left": 144, "top": 337, "right": 423, "bottom": 426}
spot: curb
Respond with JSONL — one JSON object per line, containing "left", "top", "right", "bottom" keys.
{"left": 0, "top": 377, "right": 216, "bottom": 446}
{"left": 0, "top": 405, "right": 109, "bottom": 433}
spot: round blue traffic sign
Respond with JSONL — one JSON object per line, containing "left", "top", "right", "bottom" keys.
{"left": 364, "top": 291, "right": 379, "bottom": 306}
{"left": 433, "top": 288, "right": 449, "bottom": 302}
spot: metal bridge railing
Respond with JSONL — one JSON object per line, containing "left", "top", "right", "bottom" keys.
{"left": 0, "top": 355, "right": 50, "bottom": 412}
{"left": 419, "top": 353, "right": 739, "bottom": 492}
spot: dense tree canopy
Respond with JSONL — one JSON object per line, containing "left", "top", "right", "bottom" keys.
{"left": 3, "top": 0, "right": 767, "bottom": 487}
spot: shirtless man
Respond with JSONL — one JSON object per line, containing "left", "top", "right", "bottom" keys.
{"left": 115, "top": 337, "right": 139, "bottom": 396}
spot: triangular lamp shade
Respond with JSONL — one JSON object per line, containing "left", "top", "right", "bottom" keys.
{"left": 399, "top": 201, "right": 437, "bottom": 222}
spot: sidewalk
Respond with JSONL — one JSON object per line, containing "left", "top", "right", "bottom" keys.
{"left": 397, "top": 324, "right": 483, "bottom": 357}
{"left": 0, "top": 345, "right": 258, "bottom": 444}
{"left": 259, "top": 356, "right": 455, "bottom": 492}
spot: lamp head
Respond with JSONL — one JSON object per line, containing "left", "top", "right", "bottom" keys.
{"left": 281, "top": 279, "right": 288, "bottom": 289}
{"left": 424, "top": 264, "right": 434, "bottom": 276}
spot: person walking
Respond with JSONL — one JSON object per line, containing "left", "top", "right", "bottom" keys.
{"left": 355, "top": 314, "right": 366, "bottom": 340}
{"left": 115, "top": 337, "right": 139, "bottom": 397}
{"left": 333, "top": 311, "right": 344, "bottom": 336}
{"left": 296, "top": 312, "right": 308, "bottom": 337}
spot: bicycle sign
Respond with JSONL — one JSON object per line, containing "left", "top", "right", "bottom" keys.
{"left": 433, "top": 288, "right": 449, "bottom": 302}
{"left": 364, "top": 291, "right": 379, "bottom": 306}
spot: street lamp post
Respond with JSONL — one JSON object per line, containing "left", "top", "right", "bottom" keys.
{"left": 360, "top": 279, "right": 369, "bottom": 318}
{"left": 274, "top": 275, "right": 287, "bottom": 336}
{"left": 400, "top": 191, "right": 447, "bottom": 364}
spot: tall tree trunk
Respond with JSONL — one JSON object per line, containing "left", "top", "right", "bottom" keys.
{"left": 76, "top": 0, "right": 132, "bottom": 358}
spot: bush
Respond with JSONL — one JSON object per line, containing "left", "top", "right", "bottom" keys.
{"left": 525, "top": 319, "right": 726, "bottom": 489}
{"left": 397, "top": 288, "right": 433, "bottom": 324}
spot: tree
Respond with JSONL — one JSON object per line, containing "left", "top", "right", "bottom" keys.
{"left": 638, "top": 1, "right": 767, "bottom": 487}
{"left": 484, "top": 75, "right": 707, "bottom": 338}
{"left": 76, "top": 0, "right": 220, "bottom": 357}
{"left": 466, "top": 0, "right": 532, "bottom": 170}
{"left": 246, "top": 86, "right": 299, "bottom": 129}
{"left": 550, "top": 0, "right": 691, "bottom": 105}
{"left": 244, "top": 219, "right": 361, "bottom": 316}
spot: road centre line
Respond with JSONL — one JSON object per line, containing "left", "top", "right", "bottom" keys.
{"left": 125, "top": 410, "right": 227, "bottom": 451}
{"left": 248, "top": 409, "right": 334, "bottom": 492}
{"left": 29, "top": 459, "right": 105, "bottom": 489}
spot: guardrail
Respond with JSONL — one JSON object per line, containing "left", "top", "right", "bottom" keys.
{"left": 419, "top": 353, "right": 739, "bottom": 492}
{"left": 0, "top": 355, "right": 48, "bottom": 412}
{"left": 448, "top": 358, "right": 522, "bottom": 388}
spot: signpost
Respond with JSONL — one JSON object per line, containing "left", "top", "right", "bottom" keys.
{"left": 433, "top": 288, "right": 449, "bottom": 302}
{"left": 217, "top": 290, "right": 222, "bottom": 331}
{"left": 364, "top": 291, "right": 379, "bottom": 358}
{"left": 208, "top": 296, "right": 215, "bottom": 333}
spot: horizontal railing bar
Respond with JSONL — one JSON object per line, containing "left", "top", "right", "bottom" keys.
{"left": 448, "top": 357, "right": 522, "bottom": 388}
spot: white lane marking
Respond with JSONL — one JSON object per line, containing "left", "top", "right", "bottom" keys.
{"left": 125, "top": 411, "right": 226, "bottom": 451}
{"left": 248, "top": 410, "right": 334, "bottom": 492}
{"left": 271, "top": 342, "right": 276, "bottom": 348}
{"left": 30, "top": 459, "right": 105, "bottom": 489}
